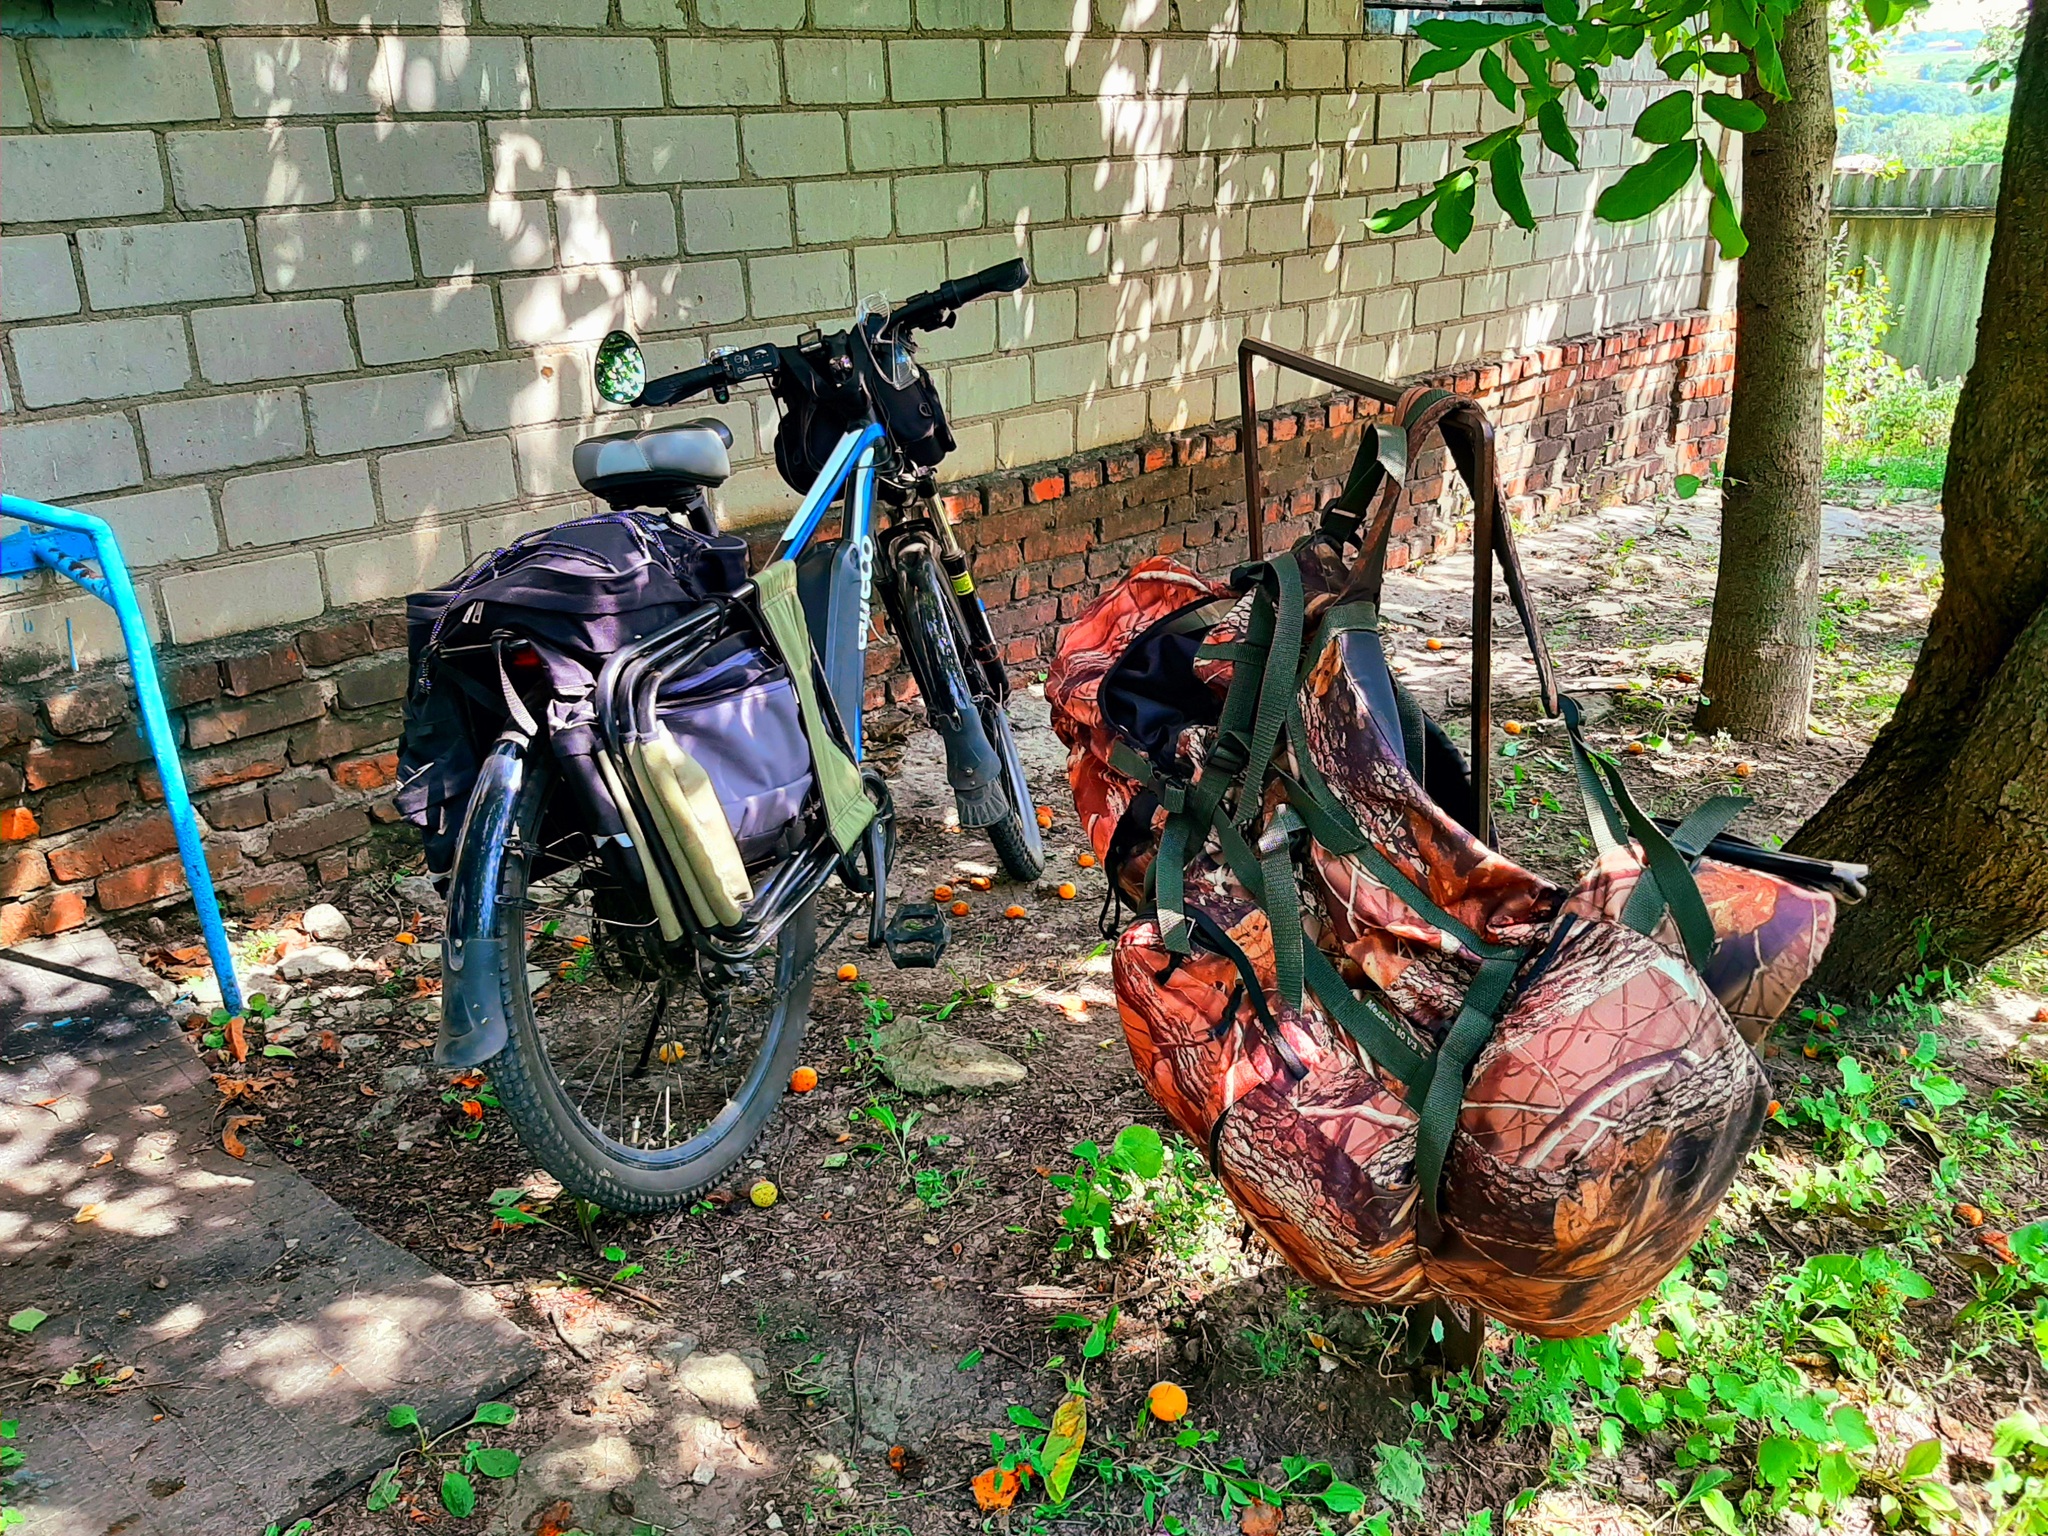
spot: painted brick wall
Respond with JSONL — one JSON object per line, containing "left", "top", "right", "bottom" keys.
{"left": 0, "top": 309, "right": 1731, "bottom": 943}
{"left": 2, "top": 3, "right": 1725, "bottom": 671}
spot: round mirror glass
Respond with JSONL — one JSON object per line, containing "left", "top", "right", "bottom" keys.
{"left": 594, "top": 330, "right": 645, "bottom": 405}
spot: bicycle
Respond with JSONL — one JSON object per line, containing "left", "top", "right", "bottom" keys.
{"left": 433, "top": 259, "right": 1045, "bottom": 1212}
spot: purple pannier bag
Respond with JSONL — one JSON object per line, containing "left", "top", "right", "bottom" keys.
{"left": 658, "top": 635, "right": 814, "bottom": 863}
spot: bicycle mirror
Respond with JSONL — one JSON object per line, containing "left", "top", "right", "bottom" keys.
{"left": 594, "top": 330, "right": 645, "bottom": 405}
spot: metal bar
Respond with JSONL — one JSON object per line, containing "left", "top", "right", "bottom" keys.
{"left": 1236, "top": 338, "right": 1406, "bottom": 562}
{"left": 2, "top": 494, "right": 244, "bottom": 1015}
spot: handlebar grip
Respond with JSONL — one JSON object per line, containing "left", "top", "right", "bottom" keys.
{"left": 640, "top": 361, "right": 722, "bottom": 409}
{"left": 941, "top": 258, "right": 1029, "bottom": 309}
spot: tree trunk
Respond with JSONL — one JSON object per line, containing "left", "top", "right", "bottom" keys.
{"left": 1694, "top": 3, "right": 1836, "bottom": 741}
{"left": 1789, "top": 0, "right": 2048, "bottom": 997}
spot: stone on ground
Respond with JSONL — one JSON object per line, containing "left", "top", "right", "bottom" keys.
{"left": 279, "top": 943, "right": 355, "bottom": 980}
{"left": 871, "top": 1017, "right": 1026, "bottom": 1094}
{"left": 301, "top": 901, "right": 352, "bottom": 942}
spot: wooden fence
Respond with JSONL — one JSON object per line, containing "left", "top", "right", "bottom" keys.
{"left": 1832, "top": 163, "right": 2000, "bottom": 381}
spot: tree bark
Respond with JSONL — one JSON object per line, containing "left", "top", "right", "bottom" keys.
{"left": 1695, "top": 3, "right": 1836, "bottom": 741}
{"left": 1789, "top": 0, "right": 2048, "bottom": 996}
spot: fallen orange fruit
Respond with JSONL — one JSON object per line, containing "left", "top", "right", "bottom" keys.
{"left": 395, "top": 931, "right": 416, "bottom": 945}
{"left": 973, "top": 1467, "right": 1021, "bottom": 1512}
{"left": 836, "top": 962, "right": 859, "bottom": 982}
{"left": 934, "top": 884, "right": 954, "bottom": 900}
{"left": 1425, "top": 638, "right": 1444, "bottom": 651}
{"left": 1956, "top": 1202, "right": 1985, "bottom": 1227}
{"left": 1057, "top": 883, "right": 1076, "bottom": 900}
{"left": 1147, "top": 1380, "right": 1189, "bottom": 1421}
{"left": 969, "top": 876, "right": 992, "bottom": 891}
{"left": 1036, "top": 806, "right": 1054, "bottom": 829}
{"left": 1502, "top": 720, "right": 1523, "bottom": 736}
{"left": 790, "top": 1066, "right": 818, "bottom": 1093}
{"left": 1076, "top": 852, "right": 1096, "bottom": 868}
{"left": 1734, "top": 761, "right": 1754, "bottom": 778}
{"left": 1626, "top": 741, "right": 1647, "bottom": 755}
{"left": 951, "top": 900, "right": 971, "bottom": 916}
{"left": 1004, "top": 904, "right": 1027, "bottom": 919}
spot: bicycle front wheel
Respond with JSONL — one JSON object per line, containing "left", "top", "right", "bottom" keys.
{"left": 481, "top": 756, "right": 817, "bottom": 1214}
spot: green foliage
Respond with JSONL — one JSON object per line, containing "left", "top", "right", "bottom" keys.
{"left": 1824, "top": 247, "right": 1962, "bottom": 487}
{"left": 1988, "top": 1412, "right": 2048, "bottom": 1536}
{"left": 367, "top": 1401, "right": 523, "bottom": 1518}
{"left": 1050, "top": 1124, "right": 1166, "bottom": 1259}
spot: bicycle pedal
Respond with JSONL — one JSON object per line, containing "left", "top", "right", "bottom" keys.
{"left": 882, "top": 902, "right": 949, "bottom": 969}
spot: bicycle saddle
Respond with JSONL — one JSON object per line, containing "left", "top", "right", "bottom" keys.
{"left": 574, "top": 419, "right": 734, "bottom": 504}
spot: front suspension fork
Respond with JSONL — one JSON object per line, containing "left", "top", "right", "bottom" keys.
{"left": 917, "top": 490, "right": 1009, "bottom": 702}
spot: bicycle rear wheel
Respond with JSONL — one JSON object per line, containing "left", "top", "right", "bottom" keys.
{"left": 482, "top": 757, "right": 817, "bottom": 1213}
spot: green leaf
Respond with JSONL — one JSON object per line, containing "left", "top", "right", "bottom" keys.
{"left": 6, "top": 1309, "right": 47, "bottom": 1334}
{"left": 1433, "top": 171, "right": 1478, "bottom": 252}
{"left": 1108, "top": 1125, "right": 1164, "bottom": 1179}
{"left": 261, "top": 1043, "right": 296, "bottom": 1058}
{"left": 601, "top": 1245, "right": 626, "bottom": 1263}
{"left": 386, "top": 1404, "right": 421, "bottom": 1431}
{"left": 472, "top": 1402, "right": 517, "bottom": 1426}
{"left": 1901, "top": 1439, "right": 1942, "bottom": 1480}
{"left": 1699, "top": 1489, "right": 1741, "bottom": 1536}
{"left": 471, "top": 1447, "right": 521, "bottom": 1480}
{"left": 366, "top": 1468, "right": 403, "bottom": 1513}
{"left": 1805, "top": 1316, "right": 1858, "bottom": 1350}
{"left": 1463, "top": 125, "right": 1520, "bottom": 162}
{"left": 1674, "top": 474, "right": 1702, "bottom": 498}
{"left": 1595, "top": 140, "right": 1699, "bottom": 223}
{"left": 1491, "top": 138, "right": 1536, "bottom": 231}
{"left": 1007, "top": 1405, "right": 1046, "bottom": 1430}
{"left": 440, "top": 1469, "right": 477, "bottom": 1518}
{"left": 1408, "top": 47, "right": 1472, "bottom": 86}
{"left": 1751, "top": 22, "right": 1787, "bottom": 97}
{"left": 1702, "top": 93, "right": 1767, "bottom": 133}
{"left": 1541, "top": 0, "right": 1576, "bottom": 23}
{"left": 1702, "top": 50, "right": 1750, "bottom": 75}
{"left": 1043, "top": 1393, "right": 1087, "bottom": 1504}
{"left": 1320, "top": 1480, "right": 1367, "bottom": 1514}
{"left": 1479, "top": 51, "right": 1517, "bottom": 109}
{"left": 1817, "top": 1449, "right": 1859, "bottom": 1504}
{"left": 1372, "top": 1444, "right": 1428, "bottom": 1513}
{"left": 1756, "top": 1435, "right": 1807, "bottom": 1487}
{"left": 1634, "top": 91, "right": 1694, "bottom": 144}
{"left": 1537, "top": 99, "right": 1580, "bottom": 168}
{"left": 1367, "top": 188, "right": 1438, "bottom": 236}
{"left": 1708, "top": 190, "right": 1749, "bottom": 259}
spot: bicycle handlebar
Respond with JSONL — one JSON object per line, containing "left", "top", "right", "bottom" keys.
{"left": 633, "top": 260, "right": 1029, "bottom": 408}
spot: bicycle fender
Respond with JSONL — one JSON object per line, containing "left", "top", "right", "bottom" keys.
{"left": 889, "top": 543, "right": 1006, "bottom": 814}
{"left": 437, "top": 735, "right": 525, "bottom": 1069}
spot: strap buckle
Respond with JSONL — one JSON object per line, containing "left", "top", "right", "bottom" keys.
{"left": 1256, "top": 803, "right": 1304, "bottom": 857}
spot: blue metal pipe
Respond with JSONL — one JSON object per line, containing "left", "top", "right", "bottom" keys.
{"left": 1, "top": 495, "right": 243, "bottom": 1016}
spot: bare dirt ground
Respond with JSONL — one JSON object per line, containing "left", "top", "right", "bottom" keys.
{"left": 65, "top": 488, "right": 2048, "bottom": 1536}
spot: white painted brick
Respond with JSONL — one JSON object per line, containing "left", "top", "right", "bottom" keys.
{"left": 997, "top": 286, "right": 1075, "bottom": 350}
{"left": 700, "top": 0, "right": 804, "bottom": 22}
{"left": 221, "top": 37, "right": 378, "bottom": 116}
{"left": 1241, "top": 0, "right": 1303, "bottom": 29}
{"left": 1031, "top": 224, "right": 1109, "bottom": 282}
{"left": 1349, "top": 38, "right": 1403, "bottom": 87}
{"left": 354, "top": 283, "right": 500, "bottom": 364}
{"left": 743, "top": 112, "right": 847, "bottom": 179}
{"left": 377, "top": 436, "right": 518, "bottom": 520}
{"left": 680, "top": 187, "right": 791, "bottom": 256}
{"left": 141, "top": 388, "right": 306, "bottom": 475}
{"left": 329, "top": 0, "right": 466, "bottom": 23}
{"left": 895, "top": 171, "right": 985, "bottom": 236}
{"left": 630, "top": 259, "right": 747, "bottom": 329}
{"left": 77, "top": 486, "right": 219, "bottom": 567}
{"left": 307, "top": 370, "right": 456, "bottom": 454}
{"left": 982, "top": 39, "right": 1066, "bottom": 98}
{"left": 533, "top": 38, "right": 661, "bottom": 111}
{"left": 1, "top": 235, "right": 78, "bottom": 322}
{"left": 944, "top": 230, "right": 1017, "bottom": 275}
{"left": 257, "top": 208, "right": 413, "bottom": 291}
{"left": 996, "top": 406, "right": 1073, "bottom": 466}
{"left": 160, "top": 551, "right": 323, "bottom": 645}
{"left": 339, "top": 122, "right": 485, "bottom": 201}
{"left": 853, "top": 241, "right": 946, "bottom": 300}
{"left": 194, "top": 298, "right": 355, "bottom": 383}
{"left": 1, "top": 414, "right": 143, "bottom": 502}
{"left": 817, "top": 0, "right": 909, "bottom": 24}
{"left": 373, "top": 37, "right": 531, "bottom": 115}
{"left": 488, "top": 118, "right": 617, "bottom": 193}
{"left": 917, "top": 0, "right": 1005, "bottom": 24}
{"left": 889, "top": 39, "right": 981, "bottom": 101}
{"left": 455, "top": 350, "right": 589, "bottom": 430}
{"left": 169, "top": 128, "right": 333, "bottom": 212}
{"left": 557, "top": 191, "right": 678, "bottom": 264}
{"left": 1068, "top": 38, "right": 1145, "bottom": 96}
{"left": 78, "top": 222, "right": 255, "bottom": 311}
{"left": 499, "top": 268, "right": 629, "bottom": 344}
{"left": 748, "top": 250, "right": 850, "bottom": 319}
{"left": 914, "top": 299, "right": 994, "bottom": 362}
{"left": 1307, "top": 0, "right": 1360, "bottom": 31}
{"left": 944, "top": 354, "right": 1031, "bottom": 416}
{"left": 480, "top": 0, "right": 607, "bottom": 23}
{"left": 1188, "top": 98, "right": 1255, "bottom": 152}
{"left": 466, "top": 500, "right": 588, "bottom": 552}
{"left": 1288, "top": 39, "right": 1345, "bottom": 89}
{"left": 415, "top": 199, "right": 556, "bottom": 278}
{"left": 615, "top": 0, "right": 688, "bottom": 21}
{"left": 666, "top": 40, "right": 780, "bottom": 109}
{"left": 512, "top": 422, "right": 581, "bottom": 494}
{"left": 13, "top": 316, "right": 191, "bottom": 408}
{"left": 785, "top": 39, "right": 886, "bottom": 104}
{"left": 1, "top": 43, "right": 27, "bottom": 128}
{"left": 849, "top": 108, "right": 944, "bottom": 171}
{"left": 1070, "top": 157, "right": 1189, "bottom": 219}
{"left": 946, "top": 104, "right": 1030, "bottom": 165}
{"left": 623, "top": 116, "right": 738, "bottom": 184}
{"left": 1257, "top": 96, "right": 1318, "bottom": 148}
{"left": 27, "top": 40, "right": 218, "bottom": 126}
{"left": 1, "top": 131, "right": 164, "bottom": 224}
{"left": 1032, "top": 101, "right": 1105, "bottom": 161}
{"left": 1031, "top": 339, "right": 1109, "bottom": 402}
{"left": 795, "top": 177, "right": 892, "bottom": 245}
{"left": 1154, "top": 39, "right": 1223, "bottom": 94}
{"left": 987, "top": 165, "right": 1065, "bottom": 225}
{"left": 157, "top": 0, "right": 318, "bottom": 21}
{"left": 1010, "top": 0, "right": 1088, "bottom": 27}
{"left": 221, "top": 458, "right": 376, "bottom": 548}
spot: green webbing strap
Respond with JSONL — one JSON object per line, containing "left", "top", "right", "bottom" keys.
{"left": 1319, "top": 600, "right": 1380, "bottom": 639}
{"left": 1303, "top": 943, "right": 1432, "bottom": 1092}
{"left": 1392, "top": 678, "right": 1428, "bottom": 783}
{"left": 1332, "top": 422, "right": 1409, "bottom": 518}
{"left": 1253, "top": 806, "right": 1306, "bottom": 1010}
{"left": 1240, "top": 555, "right": 1306, "bottom": 801}
{"left": 1412, "top": 951, "right": 1521, "bottom": 1219}
{"left": 1559, "top": 695, "right": 1629, "bottom": 856}
{"left": 1667, "top": 795, "right": 1750, "bottom": 859}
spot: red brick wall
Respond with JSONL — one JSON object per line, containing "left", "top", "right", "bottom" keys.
{"left": 0, "top": 311, "right": 1731, "bottom": 943}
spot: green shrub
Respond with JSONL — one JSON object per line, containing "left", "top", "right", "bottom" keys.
{"left": 1825, "top": 245, "right": 1960, "bottom": 488}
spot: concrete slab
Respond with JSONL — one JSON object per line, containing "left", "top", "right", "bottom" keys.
{"left": 0, "top": 936, "right": 542, "bottom": 1535}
